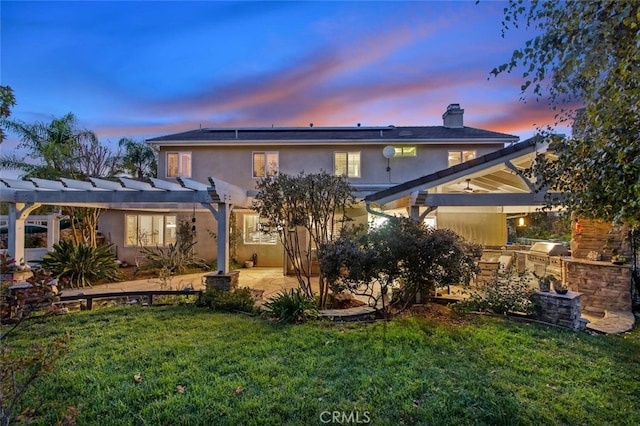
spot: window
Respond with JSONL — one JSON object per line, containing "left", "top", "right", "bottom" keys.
{"left": 166, "top": 152, "right": 192, "bottom": 178}
{"left": 393, "top": 146, "right": 417, "bottom": 157}
{"left": 253, "top": 152, "right": 279, "bottom": 177}
{"left": 334, "top": 151, "right": 361, "bottom": 177}
{"left": 125, "top": 214, "right": 177, "bottom": 246}
{"left": 448, "top": 150, "right": 476, "bottom": 167}
{"left": 243, "top": 214, "right": 277, "bottom": 245}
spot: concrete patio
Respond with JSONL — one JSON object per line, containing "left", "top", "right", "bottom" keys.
{"left": 59, "top": 267, "right": 306, "bottom": 300}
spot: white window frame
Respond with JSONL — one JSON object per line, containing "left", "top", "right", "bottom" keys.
{"left": 448, "top": 150, "right": 476, "bottom": 167}
{"left": 243, "top": 214, "right": 277, "bottom": 245}
{"left": 166, "top": 152, "right": 192, "bottom": 178}
{"left": 334, "top": 151, "right": 361, "bottom": 178}
{"left": 252, "top": 151, "right": 279, "bottom": 178}
{"left": 125, "top": 214, "right": 177, "bottom": 247}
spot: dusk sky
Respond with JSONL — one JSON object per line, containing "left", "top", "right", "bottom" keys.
{"left": 1, "top": 1, "right": 567, "bottom": 160}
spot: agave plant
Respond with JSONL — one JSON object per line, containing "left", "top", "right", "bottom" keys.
{"left": 262, "top": 288, "right": 318, "bottom": 323}
{"left": 139, "top": 239, "right": 208, "bottom": 275}
{"left": 41, "top": 240, "right": 124, "bottom": 288}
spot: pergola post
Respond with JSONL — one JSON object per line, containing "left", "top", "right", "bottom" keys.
{"left": 216, "top": 202, "right": 231, "bottom": 273}
{"left": 7, "top": 202, "right": 40, "bottom": 264}
{"left": 202, "top": 202, "right": 232, "bottom": 274}
{"left": 46, "top": 213, "right": 61, "bottom": 251}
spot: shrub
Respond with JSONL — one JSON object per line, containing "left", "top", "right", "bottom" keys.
{"left": 320, "top": 217, "right": 482, "bottom": 316}
{"left": 139, "top": 240, "right": 209, "bottom": 276}
{"left": 454, "top": 267, "right": 536, "bottom": 315}
{"left": 262, "top": 288, "right": 318, "bottom": 323}
{"left": 41, "top": 241, "right": 124, "bottom": 288}
{"left": 202, "top": 287, "right": 256, "bottom": 313}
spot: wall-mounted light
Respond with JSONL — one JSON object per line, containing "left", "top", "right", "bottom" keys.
{"left": 518, "top": 217, "right": 525, "bottom": 227}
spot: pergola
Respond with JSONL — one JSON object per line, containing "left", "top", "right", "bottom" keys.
{"left": 0, "top": 176, "right": 249, "bottom": 273}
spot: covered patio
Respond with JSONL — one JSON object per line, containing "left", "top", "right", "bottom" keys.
{"left": 365, "top": 138, "right": 559, "bottom": 244}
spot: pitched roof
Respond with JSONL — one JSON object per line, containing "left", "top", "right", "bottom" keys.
{"left": 147, "top": 125, "right": 518, "bottom": 145}
{"left": 365, "top": 137, "right": 540, "bottom": 203}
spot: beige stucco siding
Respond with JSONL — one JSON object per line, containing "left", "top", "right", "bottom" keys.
{"left": 99, "top": 210, "right": 218, "bottom": 265}
{"left": 157, "top": 143, "right": 504, "bottom": 189}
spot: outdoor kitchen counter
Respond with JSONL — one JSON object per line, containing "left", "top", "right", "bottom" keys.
{"left": 562, "top": 257, "right": 632, "bottom": 268}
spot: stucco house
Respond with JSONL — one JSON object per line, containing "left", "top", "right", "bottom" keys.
{"left": 97, "top": 103, "right": 541, "bottom": 271}
{"left": 3, "top": 103, "right": 550, "bottom": 273}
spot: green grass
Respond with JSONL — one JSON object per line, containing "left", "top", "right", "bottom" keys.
{"left": 4, "top": 306, "right": 640, "bottom": 425}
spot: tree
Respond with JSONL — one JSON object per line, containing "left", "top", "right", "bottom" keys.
{"left": 76, "top": 137, "right": 123, "bottom": 178}
{"left": 319, "top": 216, "right": 482, "bottom": 317}
{"left": 492, "top": 1, "right": 640, "bottom": 225}
{"left": 0, "top": 86, "right": 16, "bottom": 142}
{"left": 1, "top": 112, "right": 97, "bottom": 179}
{"left": 118, "top": 137, "right": 157, "bottom": 179}
{"left": 1, "top": 113, "right": 121, "bottom": 245}
{"left": 252, "top": 171, "right": 356, "bottom": 308}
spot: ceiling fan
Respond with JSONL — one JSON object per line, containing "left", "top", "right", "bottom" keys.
{"left": 448, "top": 179, "right": 488, "bottom": 193}
{"left": 463, "top": 179, "right": 474, "bottom": 193}
{"left": 454, "top": 179, "right": 488, "bottom": 193}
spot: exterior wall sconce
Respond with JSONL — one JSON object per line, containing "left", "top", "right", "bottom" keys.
{"left": 518, "top": 217, "right": 525, "bottom": 227}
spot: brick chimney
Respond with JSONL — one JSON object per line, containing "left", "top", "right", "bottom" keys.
{"left": 442, "top": 103, "right": 464, "bottom": 128}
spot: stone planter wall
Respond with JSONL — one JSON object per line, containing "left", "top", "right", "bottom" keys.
{"left": 562, "top": 258, "right": 632, "bottom": 316}
{"left": 533, "top": 291, "right": 585, "bottom": 330}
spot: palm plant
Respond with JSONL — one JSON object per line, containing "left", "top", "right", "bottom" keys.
{"left": 118, "top": 137, "right": 157, "bottom": 179}
{"left": 0, "top": 112, "right": 97, "bottom": 179}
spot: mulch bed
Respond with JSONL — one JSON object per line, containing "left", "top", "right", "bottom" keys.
{"left": 399, "top": 302, "right": 480, "bottom": 326}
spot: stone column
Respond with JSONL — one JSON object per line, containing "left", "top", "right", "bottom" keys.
{"left": 532, "top": 291, "right": 585, "bottom": 330}
{"left": 204, "top": 270, "right": 239, "bottom": 292}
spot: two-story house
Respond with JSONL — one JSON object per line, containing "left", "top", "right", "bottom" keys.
{"left": 98, "top": 103, "right": 537, "bottom": 271}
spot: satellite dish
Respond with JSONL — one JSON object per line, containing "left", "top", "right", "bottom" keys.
{"left": 382, "top": 146, "right": 396, "bottom": 159}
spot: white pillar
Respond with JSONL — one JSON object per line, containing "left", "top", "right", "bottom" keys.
{"left": 216, "top": 202, "right": 231, "bottom": 274}
{"left": 203, "top": 202, "right": 231, "bottom": 274}
{"left": 7, "top": 203, "right": 40, "bottom": 264}
{"left": 47, "top": 213, "right": 61, "bottom": 250}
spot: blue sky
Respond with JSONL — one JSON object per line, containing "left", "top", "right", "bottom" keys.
{"left": 1, "top": 0, "right": 564, "bottom": 158}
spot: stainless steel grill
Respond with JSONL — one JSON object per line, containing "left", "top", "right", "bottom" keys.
{"left": 526, "top": 242, "right": 570, "bottom": 277}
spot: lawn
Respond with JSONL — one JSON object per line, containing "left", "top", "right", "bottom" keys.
{"left": 4, "top": 305, "right": 640, "bottom": 425}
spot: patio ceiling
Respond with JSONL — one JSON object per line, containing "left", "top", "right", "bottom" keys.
{"left": 365, "top": 138, "right": 561, "bottom": 214}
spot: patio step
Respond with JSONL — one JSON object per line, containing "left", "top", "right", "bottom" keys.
{"left": 319, "top": 306, "right": 377, "bottom": 321}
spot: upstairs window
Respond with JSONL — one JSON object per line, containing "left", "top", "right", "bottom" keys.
{"left": 166, "top": 152, "right": 192, "bottom": 178}
{"left": 334, "top": 151, "right": 361, "bottom": 177}
{"left": 448, "top": 150, "right": 476, "bottom": 167}
{"left": 253, "top": 151, "right": 279, "bottom": 177}
{"left": 393, "top": 146, "right": 417, "bottom": 157}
